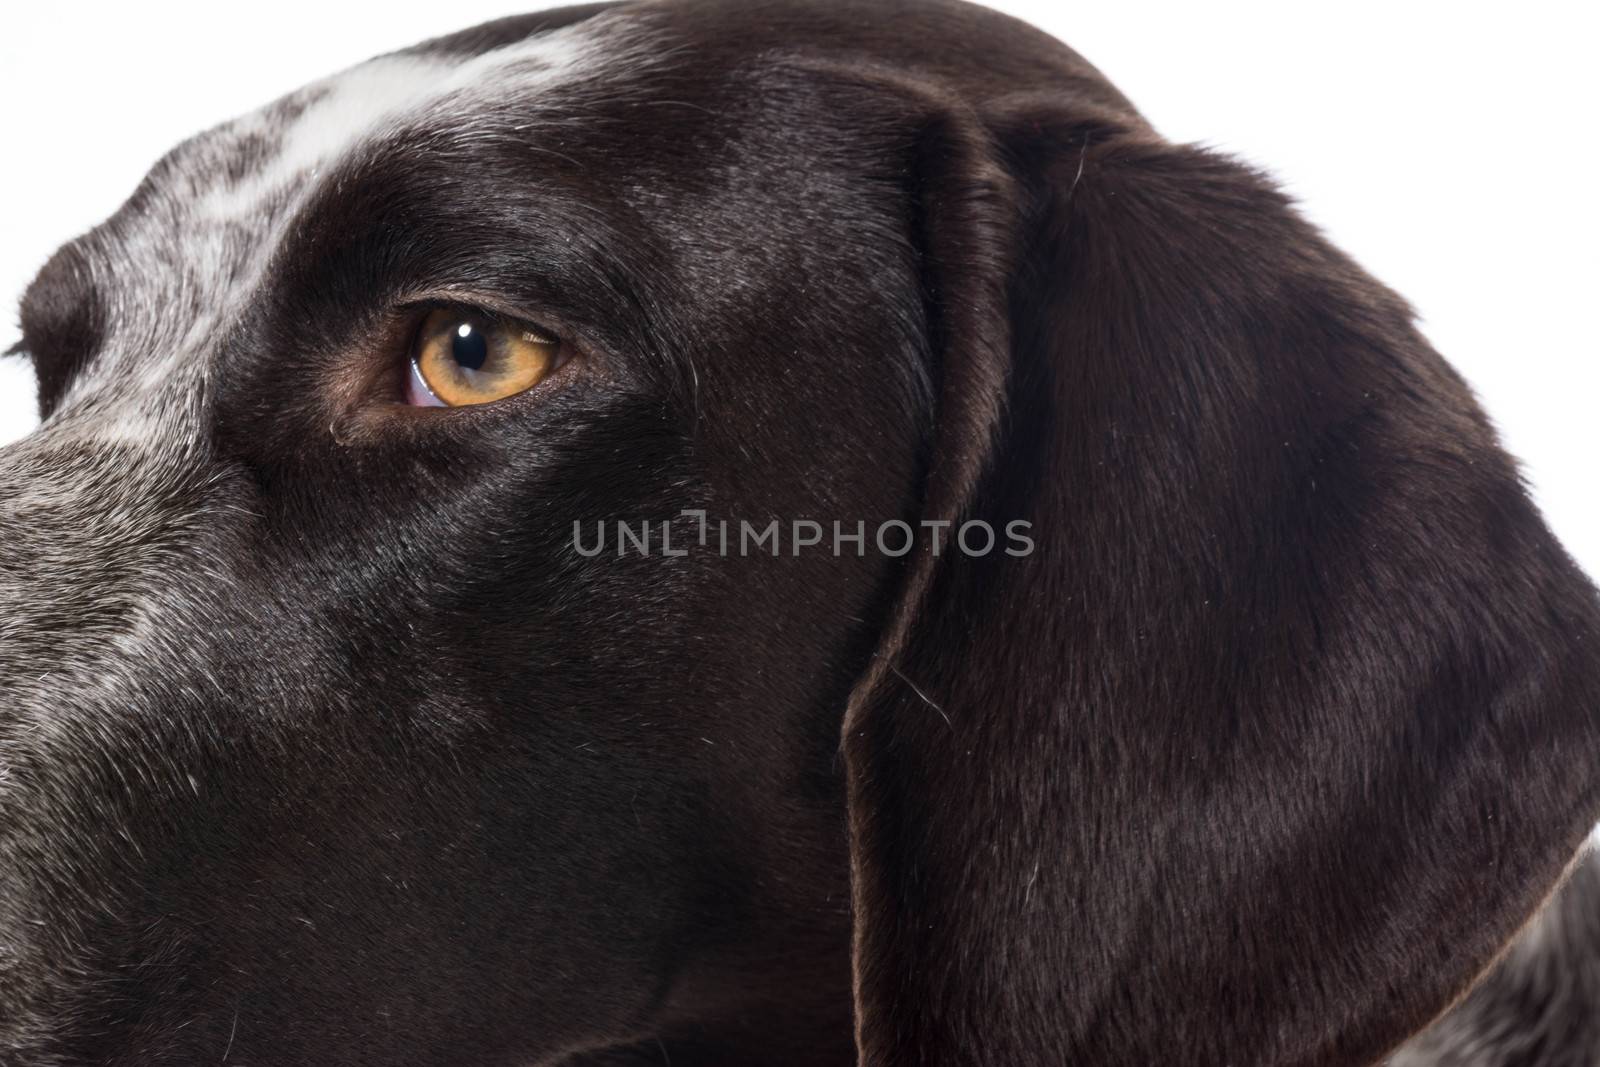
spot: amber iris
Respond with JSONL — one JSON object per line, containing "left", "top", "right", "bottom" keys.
{"left": 409, "top": 307, "right": 560, "bottom": 406}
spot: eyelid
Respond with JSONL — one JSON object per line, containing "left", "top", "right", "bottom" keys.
{"left": 395, "top": 290, "right": 566, "bottom": 342}
{"left": 516, "top": 326, "right": 558, "bottom": 345}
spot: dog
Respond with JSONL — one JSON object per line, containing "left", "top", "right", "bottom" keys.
{"left": 3, "top": 1, "right": 1598, "bottom": 1063}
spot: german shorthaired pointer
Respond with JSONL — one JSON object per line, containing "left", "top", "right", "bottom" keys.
{"left": 3, "top": 2, "right": 1597, "bottom": 1064}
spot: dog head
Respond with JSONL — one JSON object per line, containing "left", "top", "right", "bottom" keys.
{"left": 4, "top": 2, "right": 1599, "bottom": 1064}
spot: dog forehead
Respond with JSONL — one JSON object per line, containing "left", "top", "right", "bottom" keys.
{"left": 196, "top": 25, "right": 612, "bottom": 223}
{"left": 36, "top": 18, "right": 611, "bottom": 446}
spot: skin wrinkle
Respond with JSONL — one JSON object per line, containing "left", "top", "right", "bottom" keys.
{"left": 0, "top": 2, "right": 1597, "bottom": 1065}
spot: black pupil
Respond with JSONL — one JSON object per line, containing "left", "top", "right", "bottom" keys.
{"left": 450, "top": 322, "right": 490, "bottom": 371}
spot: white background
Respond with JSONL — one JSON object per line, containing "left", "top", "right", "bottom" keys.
{"left": 1, "top": 2, "right": 1596, "bottom": 575}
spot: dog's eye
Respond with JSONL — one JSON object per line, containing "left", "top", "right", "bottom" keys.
{"left": 406, "top": 307, "right": 562, "bottom": 407}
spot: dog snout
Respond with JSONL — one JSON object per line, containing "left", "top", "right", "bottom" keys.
{"left": 0, "top": 429, "right": 251, "bottom": 1057}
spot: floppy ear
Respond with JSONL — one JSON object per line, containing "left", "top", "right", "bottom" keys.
{"left": 842, "top": 91, "right": 1600, "bottom": 1066}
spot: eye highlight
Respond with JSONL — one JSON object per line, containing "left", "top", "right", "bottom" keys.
{"left": 406, "top": 307, "right": 563, "bottom": 407}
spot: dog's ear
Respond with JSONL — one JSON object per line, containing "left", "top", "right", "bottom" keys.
{"left": 842, "top": 90, "right": 1600, "bottom": 1066}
